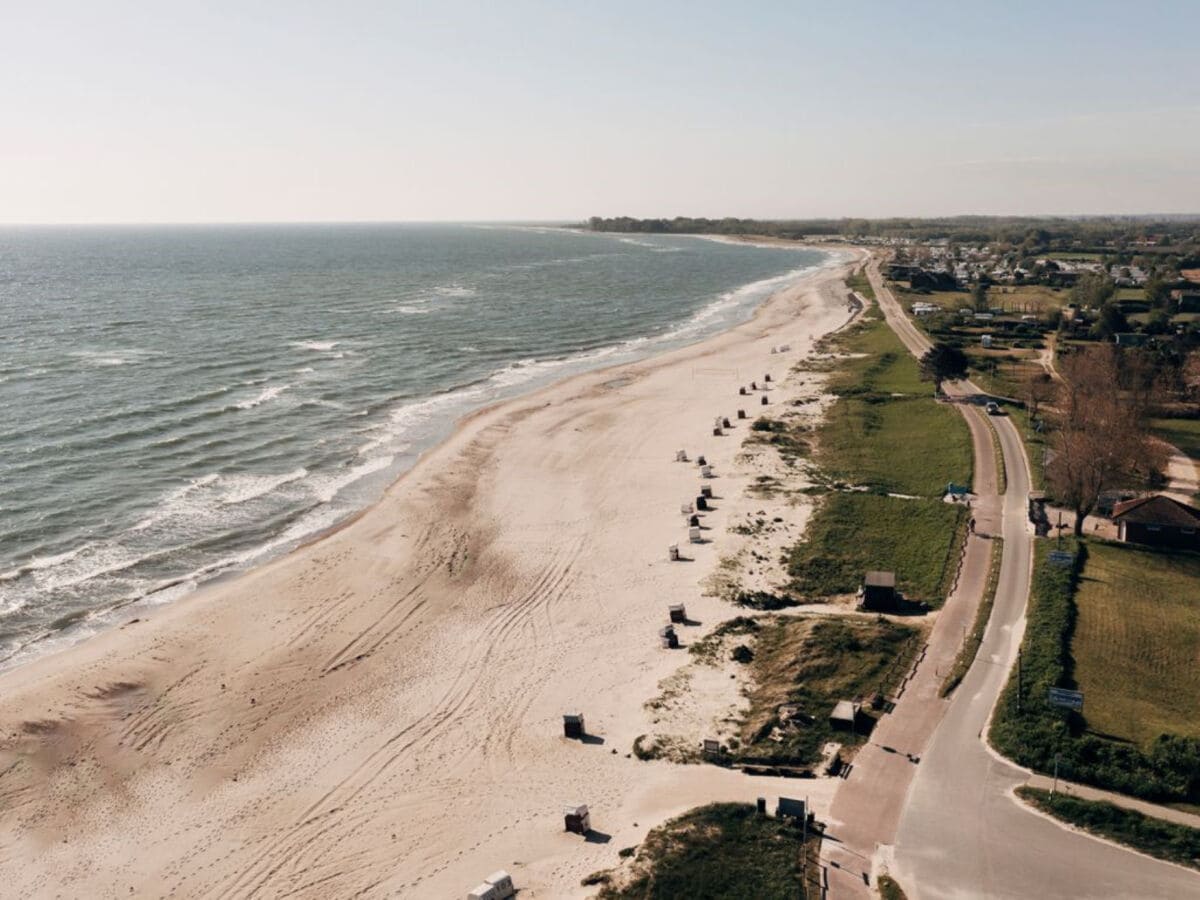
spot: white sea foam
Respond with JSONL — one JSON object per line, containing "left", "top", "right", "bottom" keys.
{"left": 392, "top": 305, "right": 430, "bottom": 315}
{"left": 291, "top": 340, "right": 340, "bottom": 352}
{"left": 221, "top": 468, "right": 308, "bottom": 505}
{"left": 433, "top": 283, "right": 477, "bottom": 298}
{"left": 235, "top": 384, "right": 290, "bottom": 410}
{"left": 311, "top": 456, "right": 395, "bottom": 504}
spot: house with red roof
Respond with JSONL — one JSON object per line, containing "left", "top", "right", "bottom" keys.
{"left": 1111, "top": 495, "right": 1200, "bottom": 550}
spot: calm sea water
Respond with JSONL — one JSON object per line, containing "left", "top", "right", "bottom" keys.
{"left": 0, "top": 223, "right": 827, "bottom": 667}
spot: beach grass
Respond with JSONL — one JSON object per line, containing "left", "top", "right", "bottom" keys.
{"left": 1072, "top": 541, "right": 1200, "bottom": 748}
{"left": 786, "top": 492, "right": 966, "bottom": 604}
{"left": 734, "top": 615, "right": 920, "bottom": 766}
{"left": 1017, "top": 787, "right": 1200, "bottom": 871}
{"left": 596, "top": 802, "right": 821, "bottom": 899}
{"left": 877, "top": 874, "right": 910, "bottom": 900}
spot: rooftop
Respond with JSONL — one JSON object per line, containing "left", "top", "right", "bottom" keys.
{"left": 1112, "top": 495, "right": 1200, "bottom": 528}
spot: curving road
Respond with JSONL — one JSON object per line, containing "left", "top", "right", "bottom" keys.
{"left": 867, "top": 261, "right": 1200, "bottom": 899}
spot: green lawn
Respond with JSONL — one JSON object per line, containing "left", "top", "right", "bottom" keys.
{"left": 1007, "top": 405, "right": 1048, "bottom": 492}
{"left": 1017, "top": 787, "right": 1200, "bottom": 871}
{"left": 827, "top": 312, "right": 927, "bottom": 395}
{"left": 596, "top": 803, "right": 820, "bottom": 899}
{"left": 1073, "top": 541, "right": 1200, "bottom": 747}
{"left": 1151, "top": 417, "right": 1200, "bottom": 461}
{"left": 787, "top": 492, "right": 966, "bottom": 603}
{"left": 817, "top": 394, "right": 973, "bottom": 496}
{"left": 819, "top": 313, "right": 973, "bottom": 496}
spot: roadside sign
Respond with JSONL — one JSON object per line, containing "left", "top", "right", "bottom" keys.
{"left": 1048, "top": 551, "right": 1075, "bottom": 567}
{"left": 1048, "top": 687, "right": 1084, "bottom": 711}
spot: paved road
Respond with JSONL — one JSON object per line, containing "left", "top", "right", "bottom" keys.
{"left": 821, "top": 275, "right": 1001, "bottom": 899}
{"left": 868, "top": 263, "right": 1200, "bottom": 899}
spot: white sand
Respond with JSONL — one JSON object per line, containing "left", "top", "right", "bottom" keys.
{"left": 0, "top": 255, "right": 860, "bottom": 898}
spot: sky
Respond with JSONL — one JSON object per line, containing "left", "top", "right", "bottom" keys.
{"left": 2, "top": 0, "right": 1198, "bottom": 223}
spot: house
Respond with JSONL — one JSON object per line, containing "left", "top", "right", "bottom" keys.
{"left": 1111, "top": 495, "right": 1200, "bottom": 550}
{"left": 860, "top": 571, "right": 897, "bottom": 611}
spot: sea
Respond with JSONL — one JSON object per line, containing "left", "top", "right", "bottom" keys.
{"left": 0, "top": 223, "right": 828, "bottom": 669}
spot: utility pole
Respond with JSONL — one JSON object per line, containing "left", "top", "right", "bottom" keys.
{"left": 1052, "top": 753, "right": 1060, "bottom": 798}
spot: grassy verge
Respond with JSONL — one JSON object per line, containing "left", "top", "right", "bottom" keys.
{"left": 1007, "top": 405, "right": 1047, "bottom": 492}
{"left": 786, "top": 492, "right": 966, "bottom": 604}
{"left": 784, "top": 307, "right": 972, "bottom": 606}
{"left": 847, "top": 269, "right": 876, "bottom": 301}
{"left": 817, "top": 389, "right": 972, "bottom": 496}
{"left": 1017, "top": 787, "right": 1200, "bottom": 871}
{"left": 594, "top": 802, "right": 822, "bottom": 899}
{"left": 732, "top": 615, "right": 920, "bottom": 766}
{"left": 990, "top": 540, "right": 1200, "bottom": 803}
{"left": 940, "top": 537, "right": 1002, "bottom": 697}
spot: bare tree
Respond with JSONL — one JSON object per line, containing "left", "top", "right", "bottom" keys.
{"left": 1021, "top": 370, "right": 1056, "bottom": 421}
{"left": 1046, "top": 346, "right": 1166, "bottom": 534}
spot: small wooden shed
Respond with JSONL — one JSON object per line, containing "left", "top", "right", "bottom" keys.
{"left": 660, "top": 625, "right": 679, "bottom": 649}
{"left": 861, "top": 571, "right": 897, "bottom": 611}
{"left": 669, "top": 603, "right": 687, "bottom": 623}
{"left": 830, "top": 700, "right": 861, "bottom": 730}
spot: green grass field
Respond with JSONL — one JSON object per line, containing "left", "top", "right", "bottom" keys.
{"left": 1151, "top": 417, "right": 1200, "bottom": 461}
{"left": 819, "top": 313, "right": 972, "bottom": 496}
{"left": 1073, "top": 541, "right": 1200, "bottom": 748}
{"left": 787, "top": 492, "right": 966, "bottom": 603}
{"left": 817, "top": 394, "right": 973, "bottom": 496}
{"left": 990, "top": 541, "right": 1200, "bottom": 803}
{"left": 1017, "top": 787, "right": 1200, "bottom": 871}
{"left": 827, "top": 313, "right": 927, "bottom": 395}
{"left": 892, "top": 282, "right": 1071, "bottom": 316}
{"left": 596, "top": 803, "right": 820, "bottom": 899}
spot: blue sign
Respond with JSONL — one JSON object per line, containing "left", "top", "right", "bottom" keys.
{"left": 1048, "top": 687, "right": 1084, "bottom": 711}
{"left": 1048, "top": 551, "right": 1075, "bottom": 567}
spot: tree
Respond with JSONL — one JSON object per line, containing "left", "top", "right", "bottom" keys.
{"left": 971, "top": 283, "right": 989, "bottom": 312}
{"left": 1090, "top": 302, "right": 1130, "bottom": 340}
{"left": 1069, "top": 273, "right": 1115, "bottom": 309}
{"left": 919, "top": 343, "right": 970, "bottom": 394}
{"left": 1045, "top": 347, "right": 1166, "bottom": 534}
{"left": 1021, "top": 370, "right": 1056, "bottom": 421}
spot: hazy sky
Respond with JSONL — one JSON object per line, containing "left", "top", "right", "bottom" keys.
{"left": 3, "top": 1, "right": 1198, "bottom": 223}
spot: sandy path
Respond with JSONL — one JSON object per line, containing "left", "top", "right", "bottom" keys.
{"left": 0, "top": 258, "right": 858, "bottom": 899}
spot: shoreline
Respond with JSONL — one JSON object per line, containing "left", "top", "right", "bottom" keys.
{"left": 0, "top": 252, "right": 862, "bottom": 898}
{"left": 0, "top": 242, "right": 836, "bottom": 676}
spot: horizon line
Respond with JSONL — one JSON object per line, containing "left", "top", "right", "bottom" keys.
{"left": 2, "top": 212, "right": 1200, "bottom": 228}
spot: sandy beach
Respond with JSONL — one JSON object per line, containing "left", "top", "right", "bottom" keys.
{"left": 0, "top": 254, "right": 860, "bottom": 898}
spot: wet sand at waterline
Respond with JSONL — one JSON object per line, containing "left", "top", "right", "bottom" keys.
{"left": 0, "top": 256, "right": 858, "bottom": 898}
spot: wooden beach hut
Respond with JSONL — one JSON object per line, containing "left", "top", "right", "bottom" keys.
{"left": 669, "top": 603, "right": 687, "bottom": 623}
{"left": 485, "top": 872, "right": 515, "bottom": 900}
{"left": 562, "top": 713, "right": 586, "bottom": 739}
{"left": 564, "top": 804, "right": 591, "bottom": 834}
{"left": 860, "top": 571, "right": 897, "bottom": 611}
{"left": 830, "top": 700, "right": 861, "bottom": 731}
